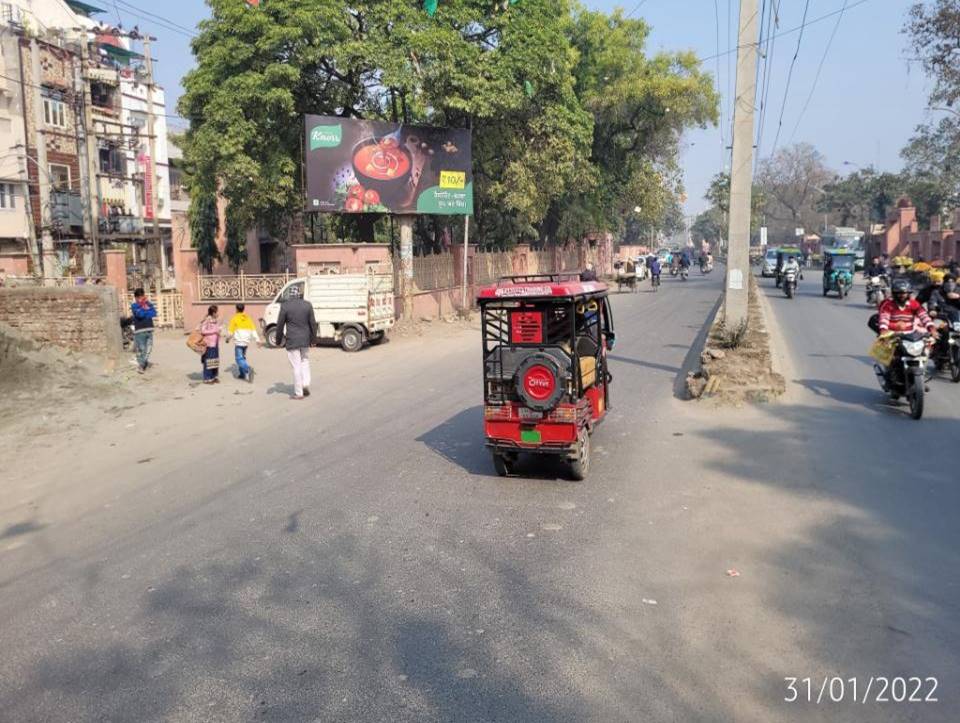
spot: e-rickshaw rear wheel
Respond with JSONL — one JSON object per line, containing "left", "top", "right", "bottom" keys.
{"left": 569, "top": 427, "right": 591, "bottom": 481}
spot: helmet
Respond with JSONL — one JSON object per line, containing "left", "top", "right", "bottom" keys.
{"left": 929, "top": 269, "right": 945, "bottom": 284}
{"left": 891, "top": 278, "right": 912, "bottom": 300}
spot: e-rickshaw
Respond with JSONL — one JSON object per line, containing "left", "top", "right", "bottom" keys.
{"left": 477, "top": 273, "right": 615, "bottom": 480}
{"left": 775, "top": 246, "right": 802, "bottom": 287}
{"left": 823, "top": 248, "right": 856, "bottom": 298}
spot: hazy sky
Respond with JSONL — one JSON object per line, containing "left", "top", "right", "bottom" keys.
{"left": 112, "top": 0, "right": 936, "bottom": 215}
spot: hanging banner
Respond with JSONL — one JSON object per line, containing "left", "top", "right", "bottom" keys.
{"left": 138, "top": 152, "right": 154, "bottom": 220}
{"left": 303, "top": 114, "right": 473, "bottom": 215}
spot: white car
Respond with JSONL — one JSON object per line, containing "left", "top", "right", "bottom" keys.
{"left": 760, "top": 248, "right": 779, "bottom": 277}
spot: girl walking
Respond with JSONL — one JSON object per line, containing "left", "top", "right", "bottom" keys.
{"left": 199, "top": 305, "right": 222, "bottom": 384}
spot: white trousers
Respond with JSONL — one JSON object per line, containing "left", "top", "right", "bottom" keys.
{"left": 286, "top": 347, "right": 311, "bottom": 397}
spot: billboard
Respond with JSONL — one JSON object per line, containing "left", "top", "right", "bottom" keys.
{"left": 304, "top": 115, "right": 473, "bottom": 215}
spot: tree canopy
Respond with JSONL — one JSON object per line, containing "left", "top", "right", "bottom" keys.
{"left": 178, "top": 0, "right": 718, "bottom": 249}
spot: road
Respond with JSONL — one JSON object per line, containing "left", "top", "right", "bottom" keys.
{"left": 1, "top": 268, "right": 958, "bottom": 722}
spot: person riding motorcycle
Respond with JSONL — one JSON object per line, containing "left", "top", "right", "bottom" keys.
{"left": 872, "top": 279, "right": 936, "bottom": 337}
{"left": 782, "top": 255, "right": 800, "bottom": 276}
{"left": 865, "top": 257, "right": 888, "bottom": 279}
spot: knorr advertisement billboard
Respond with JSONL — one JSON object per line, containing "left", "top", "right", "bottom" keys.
{"left": 304, "top": 115, "right": 473, "bottom": 215}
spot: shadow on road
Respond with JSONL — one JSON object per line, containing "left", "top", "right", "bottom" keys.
{"left": 690, "top": 400, "right": 960, "bottom": 718}
{"left": 416, "top": 406, "right": 490, "bottom": 476}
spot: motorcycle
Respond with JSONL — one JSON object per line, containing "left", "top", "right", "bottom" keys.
{"left": 700, "top": 260, "right": 714, "bottom": 274}
{"left": 929, "top": 310, "right": 960, "bottom": 383}
{"left": 782, "top": 268, "right": 798, "bottom": 299}
{"left": 679, "top": 265, "right": 689, "bottom": 281}
{"left": 670, "top": 262, "right": 679, "bottom": 277}
{"left": 865, "top": 275, "right": 888, "bottom": 306}
{"left": 873, "top": 331, "right": 932, "bottom": 420}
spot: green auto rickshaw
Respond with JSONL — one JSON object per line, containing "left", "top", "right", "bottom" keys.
{"left": 775, "top": 246, "right": 803, "bottom": 288}
{"left": 822, "top": 249, "right": 856, "bottom": 299}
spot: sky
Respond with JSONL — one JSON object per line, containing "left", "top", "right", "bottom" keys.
{"left": 105, "top": 0, "right": 937, "bottom": 215}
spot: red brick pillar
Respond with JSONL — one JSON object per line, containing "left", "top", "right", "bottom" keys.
{"left": 102, "top": 249, "right": 127, "bottom": 291}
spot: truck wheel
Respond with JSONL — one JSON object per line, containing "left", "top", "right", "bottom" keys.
{"left": 569, "top": 427, "right": 590, "bottom": 481}
{"left": 340, "top": 327, "right": 364, "bottom": 352}
{"left": 368, "top": 331, "right": 386, "bottom": 345}
{"left": 265, "top": 325, "right": 278, "bottom": 348}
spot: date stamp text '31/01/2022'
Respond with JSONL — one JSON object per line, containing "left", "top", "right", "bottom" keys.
{"left": 784, "top": 677, "right": 939, "bottom": 704}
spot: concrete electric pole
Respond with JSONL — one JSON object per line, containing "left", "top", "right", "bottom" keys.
{"left": 142, "top": 36, "right": 165, "bottom": 285}
{"left": 722, "top": 0, "right": 760, "bottom": 328}
{"left": 30, "top": 38, "right": 56, "bottom": 280}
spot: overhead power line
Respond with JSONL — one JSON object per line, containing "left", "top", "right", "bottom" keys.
{"left": 111, "top": 0, "right": 198, "bottom": 38}
{"left": 697, "top": 0, "right": 869, "bottom": 63}
{"left": 767, "top": 0, "right": 811, "bottom": 160}
{"left": 755, "top": 0, "right": 779, "bottom": 162}
{"left": 714, "top": 0, "right": 726, "bottom": 168}
{"left": 787, "top": 0, "right": 849, "bottom": 144}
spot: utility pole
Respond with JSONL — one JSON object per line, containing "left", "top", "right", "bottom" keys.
{"left": 76, "top": 34, "right": 101, "bottom": 273}
{"left": 722, "top": 0, "right": 760, "bottom": 327}
{"left": 30, "top": 38, "right": 56, "bottom": 280}
{"left": 142, "top": 36, "right": 164, "bottom": 287}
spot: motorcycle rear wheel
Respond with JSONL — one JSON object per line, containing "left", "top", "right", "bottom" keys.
{"left": 951, "top": 347, "right": 960, "bottom": 383}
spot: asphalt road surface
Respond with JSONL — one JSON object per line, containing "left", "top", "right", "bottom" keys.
{"left": 1, "top": 268, "right": 958, "bottom": 722}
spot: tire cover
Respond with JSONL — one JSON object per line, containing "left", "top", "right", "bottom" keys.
{"left": 515, "top": 353, "right": 566, "bottom": 411}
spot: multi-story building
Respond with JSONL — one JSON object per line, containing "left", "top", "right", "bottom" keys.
{"left": 0, "top": 0, "right": 173, "bottom": 281}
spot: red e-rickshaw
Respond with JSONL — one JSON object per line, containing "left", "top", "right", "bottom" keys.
{"left": 477, "top": 273, "right": 615, "bottom": 480}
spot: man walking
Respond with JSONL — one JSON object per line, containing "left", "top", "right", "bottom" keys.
{"left": 225, "top": 303, "right": 262, "bottom": 382}
{"left": 274, "top": 286, "right": 318, "bottom": 400}
{"left": 130, "top": 287, "right": 156, "bottom": 374}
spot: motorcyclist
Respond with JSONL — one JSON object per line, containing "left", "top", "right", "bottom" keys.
{"left": 872, "top": 278, "right": 936, "bottom": 337}
{"left": 782, "top": 255, "right": 801, "bottom": 277}
{"left": 865, "top": 256, "right": 887, "bottom": 279}
{"left": 679, "top": 248, "right": 692, "bottom": 272}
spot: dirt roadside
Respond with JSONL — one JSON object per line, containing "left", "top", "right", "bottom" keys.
{"left": 0, "top": 317, "right": 480, "bottom": 527}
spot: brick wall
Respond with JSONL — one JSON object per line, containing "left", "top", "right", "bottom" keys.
{"left": 0, "top": 287, "right": 122, "bottom": 356}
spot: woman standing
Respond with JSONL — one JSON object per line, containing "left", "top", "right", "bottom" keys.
{"left": 199, "top": 305, "right": 222, "bottom": 384}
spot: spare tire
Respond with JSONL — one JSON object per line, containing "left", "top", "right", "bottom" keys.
{"left": 515, "top": 353, "right": 566, "bottom": 411}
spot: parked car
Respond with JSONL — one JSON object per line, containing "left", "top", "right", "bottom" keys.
{"left": 262, "top": 270, "right": 394, "bottom": 351}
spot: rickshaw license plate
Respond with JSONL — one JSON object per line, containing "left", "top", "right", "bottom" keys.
{"left": 518, "top": 408, "right": 543, "bottom": 420}
{"left": 521, "top": 429, "right": 542, "bottom": 443}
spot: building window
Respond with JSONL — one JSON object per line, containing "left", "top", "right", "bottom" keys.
{"left": 0, "top": 183, "right": 15, "bottom": 209}
{"left": 42, "top": 94, "right": 66, "bottom": 128}
{"left": 48, "top": 163, "right": 71, "bottom": 191}
{"left": 99, "top": 145, "right": 125, "bottom": 175}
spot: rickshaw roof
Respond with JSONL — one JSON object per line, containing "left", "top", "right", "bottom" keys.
{"left": 778, "top": 246, "right": 802, "bottom": 254}
{"left": 825, "top": 248, "right": 855, "bottom": 255}
{"left": 477, "top": 273, "right": 608, "bottom": 301}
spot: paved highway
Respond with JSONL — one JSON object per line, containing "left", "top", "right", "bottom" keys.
{"left": 1, "top": 268, "right": 957, "bottom": 722}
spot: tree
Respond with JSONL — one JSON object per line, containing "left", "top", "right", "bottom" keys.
{"left": 180, "top": 0, "right": 595, "bottom": 249}
{"left": 179, "top": 0, "right": 717, "bottom": 250}
{"left": 817, "top": 168, "right": 903, "bottom": 229}
{"left": 548, "top": 9, "right": 718, "bottom": 243}
{"left": 224, "top": 208, "right": 248, "bottom": 273}
{"left": 189, "top": 190, "right": 220, "bottom": 273}
{"left": 902, "top": 1, "right": 960, "bottom": 224}
{"left": 756, "top": 143, "right": 834, "bottom": 238}
{"left": 699, "top": 172, "right": 764, "bottom": 238}
{"left": 907, "top": 0, "right": 960, "bottom": 109}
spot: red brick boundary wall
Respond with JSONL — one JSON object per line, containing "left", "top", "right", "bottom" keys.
{"left": 0, "top": 286, "right": 123, "bottom": 356}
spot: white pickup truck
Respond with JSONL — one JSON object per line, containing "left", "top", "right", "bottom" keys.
{"left": 261, "top": 271, "right": 395, "bottom": 352}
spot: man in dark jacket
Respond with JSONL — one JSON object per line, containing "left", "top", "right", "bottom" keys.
{"left": 274, "top": 285, "right": 318, "bottom": 400}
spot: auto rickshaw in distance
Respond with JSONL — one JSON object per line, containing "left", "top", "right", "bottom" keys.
{"left": 823, "top": 248, "right": 856, "bottom": 298}
{"left": 477, "top": 273, "right": 615, "bottom": 480}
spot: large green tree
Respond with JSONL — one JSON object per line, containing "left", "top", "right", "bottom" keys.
{"left": 179, "top": 0, "right": 717, "bottom": 249}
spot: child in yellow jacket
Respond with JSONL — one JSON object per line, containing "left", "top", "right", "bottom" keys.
{"left": 225, "top": 304, "right": 262, "bottom": 382}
